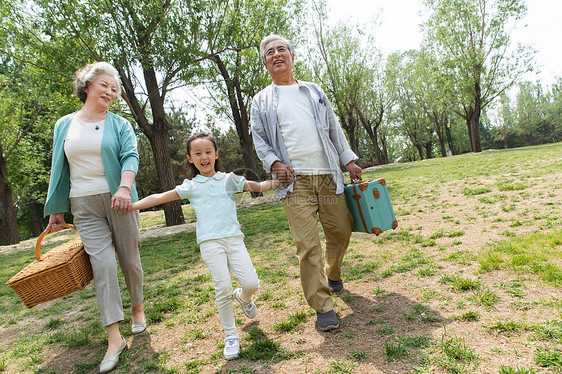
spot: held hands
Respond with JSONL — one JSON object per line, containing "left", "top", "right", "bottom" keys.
{"left": 271, "top": 161, "right": 294, "bottom": 185}
{"left": 346, "top": 161, "right": 362, "bottom": 181}
{"left": 111, "top": 186, "right": 132, "bottom": 212}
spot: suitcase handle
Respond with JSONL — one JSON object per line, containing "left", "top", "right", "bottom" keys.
{"left": 35, "top": 223, "right": 77, "bottom": 261}
{"left": 347, "top": 178, "right": 386, "bottom": 186}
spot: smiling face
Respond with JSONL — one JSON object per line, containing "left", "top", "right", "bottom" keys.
{"left": 187, "top": 137, "right": 219, "bottom": 178}
{"left": 84, "top": 73, "right": 118, "bottom": 110}
{"left": 264, "top": 40, "right": 295, "bottom": 85}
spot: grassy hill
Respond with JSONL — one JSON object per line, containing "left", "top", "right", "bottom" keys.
{"left": 0, "top": 143, "right": 561, "bottom": 373}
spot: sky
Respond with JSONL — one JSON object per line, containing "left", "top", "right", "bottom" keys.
{"left": 324, "top": 0, "right": 562, "bottom": 87}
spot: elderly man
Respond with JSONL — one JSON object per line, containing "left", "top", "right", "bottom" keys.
{"left": 250, "top": 34, "right": 362, "bottom": 331}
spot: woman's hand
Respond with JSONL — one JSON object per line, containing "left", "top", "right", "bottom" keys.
{"left": 46, "top": 213, "right": 66, "bottom": 232}
{"left": 111, "top": 187, "right": 132, "bottom": 212}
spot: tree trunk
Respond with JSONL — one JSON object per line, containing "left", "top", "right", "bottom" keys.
{"left": 0, "top": 150, "right": 19, "bottom": 245}
{"left": 425, "top": 141, "right": 433, "bottom": 159}
{"left": 433, "top": 112, "right": 447, "bottom": 157}
{"left": 148, "top": 129, "right": 185, "bottom": 226}
{"left": 117, "top": 64, "right": 185, "bottom": 227}
{"left": 339, "top": 116, "right": 359, "bottom": 156}
{"left": 28, "top": 200, "right": 44, "bottom": 237}
{"left": 467, "top": 79, "right": 483, "bottom": 153}
{"left": 381, "top": 136, "right": 389, "bottom": 164}
{"left": 355, "top": 104, "right": 385, "bottom": 165}
{"left": 445, "top": 115, "right": 455, "bottom": 155}
{"left": 213, "top": 55, "right": 261, "bottom": 197}
{"left": 415, "top": 143, "right": 424, "bottom": 160}
{"left": 470, "top": 102, "right": 482, "bottom": 153}
{"left": 465, "top": 109, "right": 474, "bottom": 152}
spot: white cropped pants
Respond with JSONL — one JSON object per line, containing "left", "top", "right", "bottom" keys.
{"left": 199, "top": 235, "right": 259, "bottom": 338}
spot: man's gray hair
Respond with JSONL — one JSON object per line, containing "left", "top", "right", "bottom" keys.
{"left": 259, "top": 34, "right": 295, "bottom": 64}
{"left": 73, "top": 61, "right": 122, "bottom": 103}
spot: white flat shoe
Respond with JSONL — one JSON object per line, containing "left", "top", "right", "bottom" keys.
{"left": 99, "top": 336, "right": 127, "bottom": 373}
{"left": 131, "top": 322, "right": 147, "bottom": 335}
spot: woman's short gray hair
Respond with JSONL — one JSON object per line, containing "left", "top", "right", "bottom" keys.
{"left": 73, "top": 62, "right": 121, "bottom": 103}
{"left": 259, "top": 34, "right": 294, "bottom": 64}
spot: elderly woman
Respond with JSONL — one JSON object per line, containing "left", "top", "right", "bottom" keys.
{"left": 44, "top": 61, "right": 145, "bottom": 373}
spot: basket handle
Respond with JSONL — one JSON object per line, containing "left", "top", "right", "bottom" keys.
{"left": 35, "top": 223, "right": 77, "bottom": 261}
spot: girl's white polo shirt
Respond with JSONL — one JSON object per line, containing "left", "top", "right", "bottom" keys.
{"left": 175, "top": 171, "right": 246, "bottom": 244}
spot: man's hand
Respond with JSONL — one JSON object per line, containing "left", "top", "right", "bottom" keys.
{"left": 271, "top": 161, "right": 295, "bottom": 185}
{"left": 111, "top": 187, "right": 132, "bottom": 212}
{"left": 346, "top": 161, "right": 362, "bottom": 181}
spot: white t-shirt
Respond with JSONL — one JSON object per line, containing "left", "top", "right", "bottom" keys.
{"left": 276, "top": 84, "right": 331, "bottom": 174}
{"left": 64, "top": 118, "right": 110, "bottom": 197}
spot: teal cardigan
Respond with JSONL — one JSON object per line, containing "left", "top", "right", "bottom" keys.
{"left": 44, "top": 112, "right": 139, "bottom": 217}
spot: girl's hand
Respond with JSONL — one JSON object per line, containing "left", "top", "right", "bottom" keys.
{"left": 46, "top": 213, "right": 66, "bottom": 232}
{"left": 111, "top": 186, "right": 132, "bottom": 212}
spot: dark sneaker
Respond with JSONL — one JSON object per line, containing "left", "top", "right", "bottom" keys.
{"left": 316, "top": 310, "right": 339, "bottom": 331}
{"left": 328, "top": 278, "right": 344, "bottom": 294}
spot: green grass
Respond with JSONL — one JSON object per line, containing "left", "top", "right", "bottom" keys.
{"left": 535, "top": 348, "right": 562, "bottom": 370}
{"left": 239, "top": 327, "right": 295, "bottom": 362}
{"left": 498, "top": 366, "right": 537, "bottom": 374}
{"left": 488, "top": 320, "right": 525, "bottom": 334}
{"left": 451, "top": 311, "right": 480, "bottom": 322}
{"left": 272, "top": 311, "right": 308, "bottom": 333}
{"left": 479, "top": 230, "right": 562, "bottom": 285}
{"left": 439, "top": 274, "right": 481, "bottom": 292}
{"left": 2, "top": 142, "right": 562, "bottom": 372}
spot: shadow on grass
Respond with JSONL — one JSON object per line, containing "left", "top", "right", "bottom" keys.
{"left": 38, "top": 331, "right": 158, "bottom": 374}
{"left": 312, "top": 291, "right": 447, "bottom": 372}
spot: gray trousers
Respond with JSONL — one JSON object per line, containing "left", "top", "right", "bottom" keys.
{"left": 70, "top": 193, "right": 143, "bottom": 327}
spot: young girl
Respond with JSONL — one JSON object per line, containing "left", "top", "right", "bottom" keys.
{"left": 129, "top": 132, "right": 281, "bottom": 360}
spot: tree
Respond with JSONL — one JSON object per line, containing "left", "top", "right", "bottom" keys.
{"left": 307, "top": 2, "right": 391, "bottom": 163}
{"left": 411, "top": 49, "right": 451, "bottom": 157}
{"left": 0, "top": 2, "right": 80, "bottom": 244}
{"left": 386, "top": 51, "right": 436, "bottom": 160}
{"left": 22, "top": 0, "right": 245, "bottom": 226}
{"left": 199, "top": 0, "right": 302, "bottom": 190}
{"left": 135, "top": 104, "right": 196, "bottom": 199}
{"left": 545, "top": 78, "right": 562, "bottom": 142}
{"left": 423, "top": 0, "right": 535, "bottom": 153}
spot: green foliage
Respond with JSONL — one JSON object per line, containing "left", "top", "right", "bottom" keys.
{"left": 384, "top": 338, "right": 409, "bottom": 362}
{"left": 424, "top": 0, "right": 535, "bottom": 154}
{"left": 451, "top": 311, "right": 480, "bottom": 322}
{"left": 487, "top": 320, "right": 524, "bottom": 334}
{"left": 535, "top": 348, "right": 562, "bottom": 370}
{"left": 272, "top": 311, "right": 308, "bottom": 333}
{"left": 498, "top": 366, "right": 537, "bottom": 374}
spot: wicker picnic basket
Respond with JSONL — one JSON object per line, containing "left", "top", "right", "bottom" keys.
{"left": 6, "top": 223, "right": 93, "bottom": 308}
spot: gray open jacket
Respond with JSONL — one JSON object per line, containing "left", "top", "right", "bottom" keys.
{"left": 250, "top": 80, "right": 358, "bottom": 199}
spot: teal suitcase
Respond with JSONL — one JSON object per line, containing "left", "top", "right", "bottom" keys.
{"left": 344, "top": 179, "right": 398, "bottom": 235}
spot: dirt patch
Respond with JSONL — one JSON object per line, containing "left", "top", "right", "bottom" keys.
{"left": 1, "top": 167, "right": 561, "bottom": 373}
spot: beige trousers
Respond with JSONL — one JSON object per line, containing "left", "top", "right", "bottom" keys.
{"left": 282, "top": 174, "right": 353, "bottom": 313}
{"left": 70, "top": 193, "right": 143, "bottom": 327}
